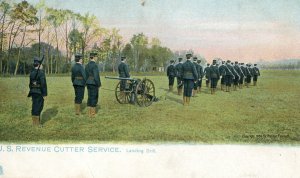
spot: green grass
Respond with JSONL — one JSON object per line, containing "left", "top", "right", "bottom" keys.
{"left": 0, "top": 70, "right": 299, "bottom": 144}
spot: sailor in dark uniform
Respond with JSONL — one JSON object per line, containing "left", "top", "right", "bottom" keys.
{"left": 192, "top": 57, "right": 199, "bottom": 97}
{"left": 181, "top": 52, "right": 198, "bottom": 105}
{"left": 245, "top": 63, "right": 252, "bottom": 88}
{"left": 166, "top": 59, "right": 176, "bottom": 92}
{"left": 175, "top": 57, "right": 184, "bottom": 95}
{"left": 71, "top": 54, "right": 86, "bottom": 115}
{"left": 85, "top": 52, "right": 101, "bottom": 117}
{"left": 118, "top": 56, "right": 130, "bottom": 100}
{"left": 27, "top": 57, "right": 47, "bottom": 126}
{"left": 224, "top": 60, "right": 235, "bottom": 92}
{"left": 197, "top": 59, "right": 203, "bottom": 93}
{"left": 253, "top": 64, "right": 260, "bottom": 86}
{"left": 204, "top": 63, "right": 210, "bottom": 87}
{"left": 218, "top": 61, "right": 226, "bottom": 91}
{"left": 209, "top": 60, "right": 220, "bottom": 94}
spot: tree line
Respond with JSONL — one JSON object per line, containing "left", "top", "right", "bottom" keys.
{"left": 0, "top": 0, "right": 174, "bottom": 76}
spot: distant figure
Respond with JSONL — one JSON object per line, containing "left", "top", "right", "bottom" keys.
{"left": 27, "top": 57, "right": 47, "bottom": 126}
{"left": 175, "top": 57, "right": 184, "bottom": 95}
{"left": 71, "top": 54, "right": 86, "bottom": 115}
{"left": 224, "top": 60, "right": 235, "bottom": 92}
{"left": 166, "top": 59, "right": 176, "bottom": 92}
{"left": 232, "top": 61, "right": 241, "bottom": 91}
{"left": 253, "top": 64, "right": 260, "bottom": 86}
{"left": 181, "top": 52, "right": 198, "bottom": 105}
{"left": 196, "top": 59, "right": 204, "bottom": 93}
{"left": 235, "top": 62, "right": 245, "bottom": 89}
{"left": 204, "top": 63, "right": 211, "bottom": 87}
{"left": 245, "top": 63, "right": 252, "bottom": 88}
{"left": 240, "top": 63, "right": 247, "bottom": 87}
{"left": 192, "top": 57, "right": 198, "bottom": 96}
{"left": 118, "top": 56, "right": 130, "bottom": 98}
{"left": 209, "top": 59, "right": 220, "bottom": 94}
{"left": 85, "top": 52, "right": 101, "bottom": 117}
{"left": 218, "top": 61, "right": 226, "bottom": 91}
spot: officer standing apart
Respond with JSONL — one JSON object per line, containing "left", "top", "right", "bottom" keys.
{"left": 181, "top": 52, "right": 198, "bottom": 105}
{"left": 85, "top": 52, "right": 101, "bottom": 117}
{"left": 167, "top": 60, "right": 176, "bottom": 92}
{"left": 27, "top": 57, "right": 47, "bottom": 126}
{"left": 253, "top": 64, "right": 260, "bottom": 86}
{"left": 118, "top": 56, "right": 130, "bottom": 98}
{"left": 209, "top": 59, "right": 220, "bottom": 94}
{"left": 175, "top": 57, "right": 184, "bottom": 95}
{"left": 71, "top": 54, "right": 86, "bottom": 115}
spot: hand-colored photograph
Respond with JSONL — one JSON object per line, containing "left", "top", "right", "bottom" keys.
{"left": 0, "top": 0, "right": 299, "bottom": 177}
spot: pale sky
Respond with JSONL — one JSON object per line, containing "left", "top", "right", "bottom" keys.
{"left": 27, "top": 0, "right": 300, "bottom": 62}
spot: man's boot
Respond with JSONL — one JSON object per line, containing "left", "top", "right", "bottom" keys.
{"left": 187, "top": 97, "right": 191, "bottom": 105}
{"left": 88, "top": 107, "right": 92, "bottom": 117}
{"left": 75, "top": 104, "right": 80, "bottom": 115}
{"left": 183, "top": 96, "right": 186, "bottom": 106}
{"left": 193, "top": 89, "right": 196, "bottom": 97}
{"left": 90, "top": 107, "right": 96, "bottom": 118}
{"left": 32, "top": 116, "right": 39, "bottom": 126}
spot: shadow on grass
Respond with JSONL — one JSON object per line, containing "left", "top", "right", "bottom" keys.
{"left": 41, "top": 106, "right": 58, "bottom": 125}
{"left": 165, "top": 95, "right": 182, "bottom": 105}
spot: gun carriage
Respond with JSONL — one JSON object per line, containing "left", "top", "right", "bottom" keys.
{"left": 105, "top": 76, "right": 156, "bottom": 107}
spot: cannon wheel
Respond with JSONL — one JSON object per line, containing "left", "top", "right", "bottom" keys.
{"left": 135, "top": 78, "right": 155, "bottom": 107}
{"left": 115, "top": 81, "right": 131, "bottom": 104}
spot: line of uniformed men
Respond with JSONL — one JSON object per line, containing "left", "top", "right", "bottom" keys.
{"left": 167, "top": 53, "right": 261, "bottom": 105}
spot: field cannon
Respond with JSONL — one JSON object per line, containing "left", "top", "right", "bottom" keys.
{"left": 105, "top": 76, "right": 157, "bottom": 107}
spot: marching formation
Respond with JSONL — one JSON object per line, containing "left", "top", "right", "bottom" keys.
{"left": 167, "top": 53, "right": 261, "bottom": 106}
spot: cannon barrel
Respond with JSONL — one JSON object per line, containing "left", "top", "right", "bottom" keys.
{"left": 105, "top": 76, "right": 136, "bottom": 81}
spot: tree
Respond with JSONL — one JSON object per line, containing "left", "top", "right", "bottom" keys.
{"left": 0, "top": 1, "right": 11, "bottom": 75}
{"left": 12, "top": 0, "right": 38, "bottom": 75}
{"left": 46, "top": 7, "right": 64, "bottom": 73}
{"left": 130, "top": 33, "right": 148, "bottom": 72}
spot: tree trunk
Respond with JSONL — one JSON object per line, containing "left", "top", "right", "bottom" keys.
{"left": 65, "top": 22, "right": 69, "bottom": 63}
{"left": 55, "top": 27, "right": 59, "bottom": 74}
{"left": 14, "top": 26, "right": 27, "bottom": 75}
{"left": 0, "top": 13, "right": 6, "bottom": 75}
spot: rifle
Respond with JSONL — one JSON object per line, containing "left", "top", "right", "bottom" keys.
{"left": 34, "top": 55, "right": 45, "bottom": 80}
{"left": 27, "top": 55, "right": 45, "bottom": 97}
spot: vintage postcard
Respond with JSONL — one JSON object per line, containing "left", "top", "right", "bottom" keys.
{"left": 0, "top": 0, "right": 299, "bottom": 177}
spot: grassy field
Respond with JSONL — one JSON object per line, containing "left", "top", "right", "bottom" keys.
{"left": 0, "top": 70, "right": 299, "bottom": 144}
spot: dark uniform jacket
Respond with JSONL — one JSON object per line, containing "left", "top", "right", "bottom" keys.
{"left": 118, "top": 62, "right": 130, "bottom": 78}
{"left": 28, "top": 69, "right": 47, "bottom": 97}
{"left": 245, "top": 66, "right": 252, "bottom": 76}
{"left": 167, "top": 65, "right": 176, "bottom": 77}
{"left": 209, "top": 65, "right": 220, "bottom": 79}
{"left": 253, "top": 67, "right": 260, "bottom": 76}
{"left": 175, "top": 63, "right": 183, "bottom": 78}
{"left": 197, "top": 64, "right": 203, "bottom": 79}
{"left": 219, "top": 64, "right": 226, "bottom": 76}
{"left": 71, "top": 63, "right": 86, "bottom": 86}
{"left": 204, "top": 66, "right": 211, "bottom": 78}
{"left": 224, "top": 64, "right": 235, "bottom": 77}
{"left": 234, "top": 65, "right": 244, "bottom": 78}
{"left": 182, "top": 60, "right": 198, "bottom": 80}
{"left": 241, "top": 66, "right": 247, "bottom": 76}
{"left": 85, "top": 61, "right": 101, "bottom": 87}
